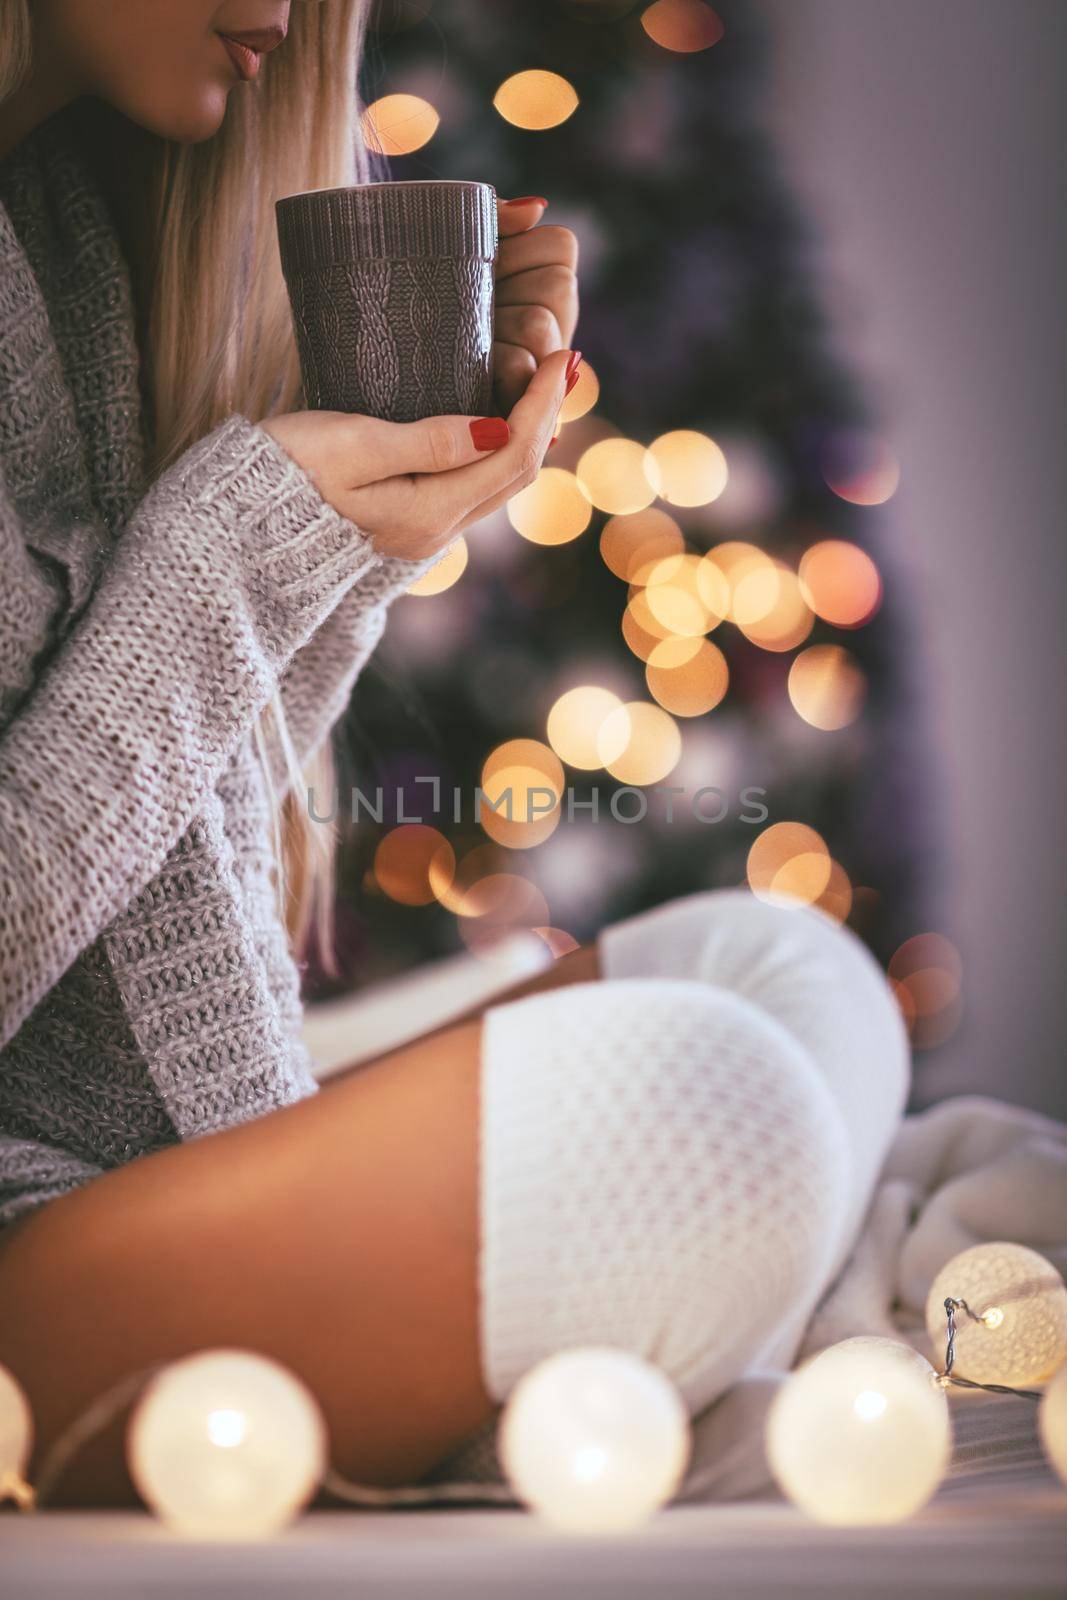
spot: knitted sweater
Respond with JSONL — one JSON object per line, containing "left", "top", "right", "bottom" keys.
{"left": 0, "top": 107, "right": 431, "bottom": 1226}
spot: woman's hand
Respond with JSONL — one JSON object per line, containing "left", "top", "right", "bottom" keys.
{"left": 492, "top": 196, "right": 579, "bottom": 418}
{"left": 259, "top": 347, "right": 579, "bottom": 563}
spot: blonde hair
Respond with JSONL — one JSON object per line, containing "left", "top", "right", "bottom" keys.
{"left": 2, "top": 0, "right": 382, "bottom": 975}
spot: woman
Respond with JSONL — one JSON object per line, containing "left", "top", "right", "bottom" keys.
{"left": 0, "top": 0, "right": 909, "bottom": 1508}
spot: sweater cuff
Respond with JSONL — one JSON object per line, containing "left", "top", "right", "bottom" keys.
{"left": 172, "top": 411, "right": 383, "bottom": 643}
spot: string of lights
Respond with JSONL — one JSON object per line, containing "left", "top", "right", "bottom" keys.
{"left": 2, "top": 1239, "right": 1064, "bottom": 1529}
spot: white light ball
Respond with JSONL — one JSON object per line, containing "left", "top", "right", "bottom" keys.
{"left": 0, "top": 1362, "right": 32, "bottom": 1489}
{"left": 498, "top": 1346, "right": 691, "bottom": 1533}
{"left": 925, "top": 1242, "right": 1067, "bottom": 1387}
{"left": 127, "top": 1349, "right": 327, "bottom": 1538}
{"left": 1039, "top": 1359, "right": 1067, "bottom": 1487}
{"left": 766, "top": 1336, "right": 951, "bottom": 1525}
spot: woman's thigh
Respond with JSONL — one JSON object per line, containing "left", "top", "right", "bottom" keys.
{"left": 0, "top": 1018, "right": 492, "bottom": 1507}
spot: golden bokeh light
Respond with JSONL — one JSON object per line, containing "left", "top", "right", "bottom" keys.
{"left": 507, "top": 467, "right": 593, "bottom": 545}
{"left": 375, "top": 824, "right": 456, "bottom": 906}
{"left": 643, "top": 552, "right": 725, "bottom": 636}
{"left": 456, "top": 871, "right": 548, "bottom": 924}
{"left": 823, "top": 440, "right": 901, "bottom": 506}
{"left": 576, "top": 438, "right": 661, "bottom": 515}
{"left": 406, "top": 536, "right": 468, "bottom": 596}
{"left": 798, "top": 539, "right": 883, "bottom": 628}
{"left": 736, "top": 565, "right": 814, "bottom": 652}
{"left": 700, "top": 542, "right": 776, "bottom": 622}
{"left": 600, "top": 701, "right": 682, "bottom": 785}
{"left": 559, "top": 359, "right": 599, "bottom": 422}
{"left": 641, "top": 0, "right": 725, "bottom": 53}
{"left": 480, "top": 797, "right": 561, "bottom": 851}
{"left": 646, "top": 636, "right": 729, "bottom": 716}
{"left": 600, "top": 507, "right": 684, "bottom": 583}
{"left": 547, "top": 685, "right": 628, "bottom": 769}
{"left": 493, "top": 70, "right": 579, "bottom": 130}
{"left": 896, "top": 967, "right": 960, "bottom": 1016}
{"left": 747, "top": 822, "right": 832, "bottom": 906}
{"left": 432, "top": 842, "right": 501, "bottom": 917}
{"left": 889, "top": 932, "right": 963, "bottom": 988}
{"left": 622, "top": 592, "right": 678, "bottom": 660}
{"left": 813, "top": 860, "right": 853, "bottom": 924}
{"left": 482, "top": 738, "right": 565, "bottom": 798}
{"left": 361, "top": 94, "right": 440, "bottom": 156}
{"left": 888, "top": 932, "right": 963, "bottom": 1050}
{"left": 457, "top": 873, "right": 552, "bottom": 953}
{"left": 892, "top": 981, "right": 963, "bottom": 1049}
{"left": 644, "top": 429, "right": 728, "bottom": 507}
{"left": 480, "top": 739, "right": 564, "bottom": 850}
{"left": 788, "top": 644, "right": 868, "bottom": 731}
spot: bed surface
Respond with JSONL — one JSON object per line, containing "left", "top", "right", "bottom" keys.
{"left": 4, "top": 1397, "right": 1064, "bottom": 1600}
{"left": 3, "top": 1475, "right": 1064, "bottom": 1600}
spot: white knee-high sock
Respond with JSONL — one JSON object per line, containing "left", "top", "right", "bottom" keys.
{"left": 424, "top": 893, "right": 907, "bottom": 1498}
{"left": 476, "top": 976, "right": 849, "bottom": 1413}
{"left": 598, "top": 889, "right": 910, "bottom": 1272}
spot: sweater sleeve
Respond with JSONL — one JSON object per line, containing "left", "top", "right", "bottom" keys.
{"left": 265, "top": 550, "right": 439, "bottom": 792}
{"left": 0, "top": 410, "right": 390, "bottom": 1048}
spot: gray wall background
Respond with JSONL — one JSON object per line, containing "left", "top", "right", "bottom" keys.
{"left": 760, "top": 0, "right": 1066, "bottom": 1117}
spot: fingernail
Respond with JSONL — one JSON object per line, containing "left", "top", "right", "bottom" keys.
{"left": 504, "top": 195, "right": 548, "bottom": 207}
{"left": 549, "top": 434, "right": 559, "bottom": 447}
{"left": 470, "top": 417, "right": 510, "bottom": 450}
{"left": 564, "top": 351, "right": 583, "bottom": 396}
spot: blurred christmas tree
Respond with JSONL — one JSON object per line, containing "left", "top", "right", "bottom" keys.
{"left": 308, "top": 0, "right": 949, "bottom": 1052}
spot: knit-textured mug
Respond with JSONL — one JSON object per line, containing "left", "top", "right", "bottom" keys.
{"left": 275, "top": 179, "right": 498, "bottom": 423}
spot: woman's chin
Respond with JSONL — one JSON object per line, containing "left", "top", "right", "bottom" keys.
{"left": 126, "top": 86, "right": 231, "bottom": 146}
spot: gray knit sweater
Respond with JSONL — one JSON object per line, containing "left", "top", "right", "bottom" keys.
{"left": 0, "top": 108, "right": 431, "bottom": 1225}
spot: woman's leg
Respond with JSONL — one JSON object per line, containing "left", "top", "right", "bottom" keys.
{"left": 0, "top": 893, "right": 904, "bottom": 1509}
{"left": 0, "top": 974, "right": 843, "bottom": 1510}
{"left": 0, "top": 1017, "right": 492, "bottom": 1506}
{"left": 0, "top": 945, "right": 606, "bottom": 1507}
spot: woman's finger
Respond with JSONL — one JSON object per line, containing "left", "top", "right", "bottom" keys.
{"left": 491, "top": 342, "right": 538, "bottom": 416}
{"left": 351, "top": 349, "right": 576, "bottom": 537}
{"left": 445, "top": 346, "right": 575, "bottom": 504}
{"left": 495, "top": 223, "right": 579, "bottom": 278}
{"left": 496, "top": 195, "right": 549, "bottom": 237}
{"left": 341, "top": 409, "right": 512, "bottom": 487}
{"left": 493, "top": 303, "right": 564, "bottom": 366}
{"left": 495, "top": 261, "right": 577, "bottom": 311}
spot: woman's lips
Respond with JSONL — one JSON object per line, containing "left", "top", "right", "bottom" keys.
{"left": 218, "top": 34, "right": 263, "bottom": 81}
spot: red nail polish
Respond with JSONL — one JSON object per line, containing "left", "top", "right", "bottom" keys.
{"left": 504, "top": 195, "right": 548, "bottom": 207}
{"left": 564, "top": 354, "right": 583, "bottom": 398}
{"left": 470, "top": 417, "right": 510, "bottom": 450}
{"left": 549, "top": 434, "right": 559, "bottom": 447}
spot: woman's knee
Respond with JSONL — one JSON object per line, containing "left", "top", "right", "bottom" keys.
{"left": 598, "top": 890, "right": 910, "bottom": 1206}
{"left": 477, "top": 977, "right": 850, "bottom": 1411}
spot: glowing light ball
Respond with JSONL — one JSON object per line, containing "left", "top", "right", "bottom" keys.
{"left": 127, "top": 1349, "right": 327, "bottom": 1538}
{"left": 766, "top": 1337, "right": 951, "bottom": 1525}
{"left": 0, "top": 1362, "right": 32, "bottom": 1495}
{"left": 925, "top": 1242, "right": 1067, "bottom": 1387}
{"left": 1039, "top": 1360, "right": 1067, "bottom": 1487}
{"left": 361, "top": 94, "right": 439, "bottom": 157}
{"left": 498, "top": 1347, "right": 690, "bottom": 1533}
{"left": 406, "top": 537, "right": 468, "bottom": 596}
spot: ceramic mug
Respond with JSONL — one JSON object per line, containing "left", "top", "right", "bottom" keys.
{"left": 276, "top": 179, "right": 498, "bottom": 423}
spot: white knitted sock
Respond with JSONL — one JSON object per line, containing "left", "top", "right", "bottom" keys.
{"left": 422, "top": 891, "right": 908, "bottom": 1499}
{"left": 421, "top": 972, "right": 849, "bottom": 1496}
{"left": 597, "top": 889, "right": 911, "bottom": 1367}
{"left": 477, "top": 975, "right": 850, "bottom": 1411}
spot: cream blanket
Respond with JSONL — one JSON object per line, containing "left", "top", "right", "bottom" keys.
{"left": 682, "top": 1093, "right": 1067, "bottom": 1500}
